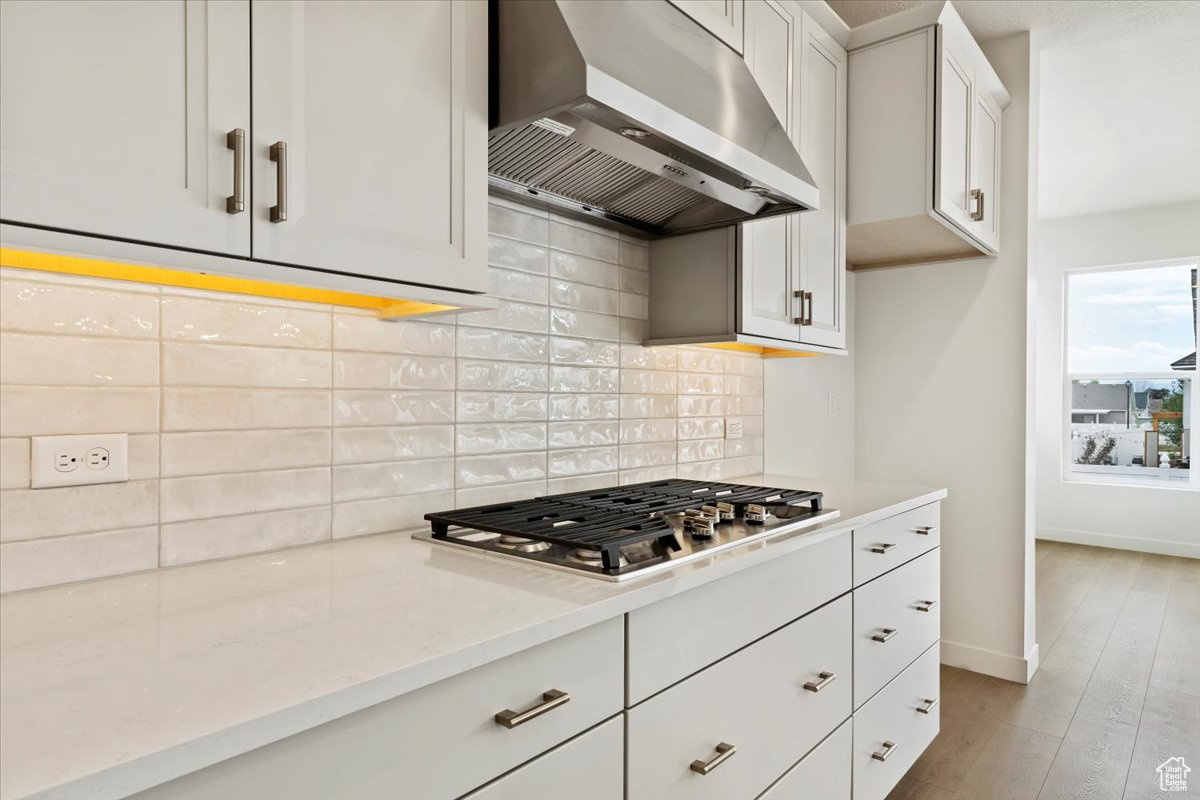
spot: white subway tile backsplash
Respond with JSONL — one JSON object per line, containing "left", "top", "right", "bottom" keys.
{"left": 0, "top": 333, "right": 158, "bottom": 386}
{"left": 456, "top": 452, "right": 547, "bottom": 486}
{"left": 161, "top": 507, "right": 331, "bottom": 567}
{"left": 0, "top": 526, "right": 158, "bottom": 593}
{"left": 332, "top": 425, "right": 454, "bottom": 464}
{"left": 162, "top": 297, "right": 332, "bottom": 349}
{"left": 165, "top": 343, "right": 330, "bottom": 388}
{"left": 332, "top": 459, "right": 454, "bottom": 501}
{"left": 0, "top": 386, "right": 159, "bottom": 436}
{"left": 0, "top": 202, "right": 765, "bottom": 592}
{"left": 456, "top": 327, "right": 548, "bottom": 362}
{"left": 456, "top": 423, "right": 547, "bottom": 455}
{"left": 549, "top": 308, "right": 621, "bottom": 341}
{"left": 333, "top": 314, "right": 454, "bottom": 356}
{"left": 334, "top": 390, "right": 455, "bottom": 426}
{"left": 161, "top": 468, "right": 330, "bottom": 523}
{"left": 164, "top": 388, "right": 331, "bottom": 431}
{"left": 549, "top": 251, "right": 621, "bottom": 290}
{"left": 161, "top": 430, "right": 331, "bottom": 477}
{"left": 0, "top": 481, "right": 158, "bottom": 542}
{"left": 334, "top": 352, "right": 455, "bottom": 390}
{"left": 456, "top": 392, "right": 548, "bottom": 423}
{"left": 548, "top": 394, "right": 619, "bottom": 421}
{"left": 548, "top": 421, "right": 619, "bottom": 449}
{"left": 0, "top": 278, "right": 158, "bottom": 338}
{"left": 458, "top": 360, "right": 548, "bottom": 393}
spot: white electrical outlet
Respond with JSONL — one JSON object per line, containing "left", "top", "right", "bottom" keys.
{"left": 31, "top": 433, "right": 128, "bottom": 488}
{"left": 725, "top": 418, "right": 744, "bottom": 439}
{"left": 827, "top": 391, "right": 839, "bottom": 418}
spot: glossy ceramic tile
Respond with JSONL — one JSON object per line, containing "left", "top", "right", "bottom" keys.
{"left": 0, "top": 438, "right": 30, "bottom": 489}
{"left": 0, "top": 386, "right": 159, "bottom": 436}
{"left": 549, "top": 366, "right": 619, "bottom": 393}
{"left": 620, "top": 344, "right": 677, "bottom": 370}
{"left": 619, "top": 419, "right": 677, "bottom": 445}
{"left": 165, "top": 343, "right": 330, "bottom": 388}
{"left": 456, "top": 300, "right": 549, "bottom": 334}
{"left": 549, "top": 251, "right": 621, "bottom": 290}
{"left": 0, "top": 333, "right": 158, "bottom": 386}
{"left": 456, "top": 328, "right": 548, "bottom": 362}
{"left": 332, "top": 426, "right": 454, "bottom": 465}
{"left": 549, "top": 308, "right": 621, "bottom": 341}
{"left": 160, "top": 468, "right": 331, "bottom": 524}
{"left": 619, "top": 268, "right": 649, "bottom": 296}
{"left": 550, "top": 279, "right": 621, "bottom": 315}
{"left": 621, "top": 369, "right": 678, "bottom": 395}
{"left": 455, "top": 452, "right": 548, "bottom": 487}
{"left": 457, "top": 360, "right": 548, "bottom": 393}
{"left": 549, "top": 337, "right": 619, "bottom": 367}
{"left": 487, "top": 267, "right": 549, "bottom": 304}
{"left": 333, "top": 391, "right": 455, "bottom": 426}
{"left": 456, "top": 392, "right": 548, "bottom": 423}
{"left": 334, "top": 352, "right": 454, "bottom": 390}
{"left": 163, "top": 388, "right": 331, "bottom": 431}
{"left": 161, "top": 507, "right": 331, "bottom": 567}
{"left": 488, "top": 204, "right": 549, "bottom": 244}
{"left": 619, "top": 394, "right": 678, "bottom": 419}
{"left": 0, "top": 526, "right": 157, "bottom": 593}
{"left": 618, "top": 442, "right": 677, "bottom": 470}
{"left": 678, "top": 417, "right": 725, "bottom": 440}
{"left": 332, "top": 491, "right": 454, "bottom": 539}
{"left": 455, "top": 423, "right": 548, "bottom": 455}
{"left": 548, "top": 446, "right": 618, "bottom": 477}
{"left": 548, "top": 394, "right": 620, "bottom": 421}
{"left": 0, "top": 480, "right": 158, "bottom": 542}
{"left": 161, "top": 430, "right": 331, "bottom": 477}
{"left": 0, "top": 278, "right": 158, "bottom": 338}
{"left": 549, "top": 220, "right": 620, "bottom": 262}
{"left": 332, "top": 459, "right": 455, "bottom": 501}
{"left": 487, "top": 236, "right": 548, "bottom": 275}
{"left": 332, "top": 314, "right": 454, "bottom": 356}
{"left": 619, "top": 239, "right": 650, "bottom": 269}
{"left": 162, "top": 297, "right": 332, "bottom": 349}
{"left": 547, "top": 421, "right": 619, "bottom": 449}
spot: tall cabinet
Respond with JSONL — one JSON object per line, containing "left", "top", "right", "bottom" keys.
{"left": 0, "top": 0, "right": 488, "bottom": 303}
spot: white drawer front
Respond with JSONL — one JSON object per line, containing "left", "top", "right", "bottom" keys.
{"left": 852, "top": 503, "right": 940, "bottom": 587}
{"left": 133, "top": 618, "right": 624, "bottom": 800}
{"left": 853, "top": 547, "right": 940, "bottom": 708}
{"left": 852, "top": 643, "right": 940, "bottom": 800}
{"left": 628, "top": 595, "right": 852, "bottom": 800}
{"left": 464, "top": 717, "right": 623, "bottom": 800}
{"left": 759, "top": 718, "right": 852, "bottom": 800}
{"left": 628, "top": 533, "right": 851, "bottom": 703}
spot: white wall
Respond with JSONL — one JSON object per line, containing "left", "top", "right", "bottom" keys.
{"left": 1035, "top": 200, "right": 1200, "bottom": 557}
{"left": 764, "top": 273, "right": 856, "bottom": 480}
{"left": 854, "top": 33, "right": 1037, "bottom": 683}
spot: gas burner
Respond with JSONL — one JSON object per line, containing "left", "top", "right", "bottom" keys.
{"left": 568, "top": 547, "right": 629, "bottom": 568}
{"left": 494, "top": 534, "right": 552, "bottom": 553}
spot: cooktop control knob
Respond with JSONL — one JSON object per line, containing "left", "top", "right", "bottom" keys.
{"left": 745, "top": 503, "right": 767, "bottom": 524}
{"left": 686, "top": 515, "right": 716, "bottom": 539}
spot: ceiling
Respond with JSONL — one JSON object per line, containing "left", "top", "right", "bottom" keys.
{"left": 827, "top": 1, "right": 1200, "bottom": 220}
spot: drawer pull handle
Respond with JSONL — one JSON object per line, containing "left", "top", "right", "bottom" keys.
{"left": 872, "top": 627, "right": 899, "bottom": 643}
{"left": 870, "top": 542, "right": 898, "bottom": 554}
{"left": 690, "top": 742, "right": 736, "bottom": 775}
{"left": 494, "top": 689, "right": 570, "bottom": 729}
{"left": 916, "top": 599, "right": 940, "bottom": 612}
{"left": 872, "top": 740, "right": 898, "bottom": 762}
{"left": 917, "top": 697, "right": 939, "bottom": 714}
{"left": 913, "top": 525, "right": 939, "bottom": 535}
{"left": 803, "top": 671, "right": 837, "bottom": 692}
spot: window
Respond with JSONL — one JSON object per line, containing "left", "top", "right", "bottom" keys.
{"left": 1065, "top": 263, "right": 1196, "bottom": 484}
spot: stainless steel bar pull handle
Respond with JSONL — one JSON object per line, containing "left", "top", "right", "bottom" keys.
{"left": 803, "top": 671, "right": 837, "bottom": 692}
{"left": 225, "top": 128, "right": 245, "bottom": 214}
{"left": 917, "top": 697, "right": 939, "bottom": 714}
{"left": 690, "top": 742, "right": 736, "bottom": 775}
{"left": 804, "top": 290, "right": 814, "bottom": 326}
{"left": 792, "top": 289, "right": 805, "bottom": 325}
{"left": 916, "top": 599, "right": 940, "bottom": 613}
{"left": 493, "top": 689, "right": 570, "bottom": 729}
{"left": 872, "top": 627, "right": 899, "bottom": 643}
{"left": 872, "top": 741, "right": 898, "bottom": 762}
{"left": 913, "top": 525, "right": 939, "bottom": 535}
{"left": 870, "top": 542, "right": 898, "bottom": 554}
{"left": 971, "top": 188, "right": 984, "bottom": 221}
{"left": 270, "top": 141, "right": 288, "bottom": 223}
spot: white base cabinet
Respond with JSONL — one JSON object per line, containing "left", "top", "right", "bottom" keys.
{"left": 133, "top": 500, "right": 941, "bottom": 800}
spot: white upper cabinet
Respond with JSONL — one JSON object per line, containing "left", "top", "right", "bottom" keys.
{"left": 846, "top": 1, "right": 1009, "bottom": 270}
{"left": 739, "top": 0, "right": 800, "bottom": 343}
{"left": 668, "top": 0, "right": 745, "bottom": 54}
{"left": 250, "top": 0, "right": 487, "bottom": 293}
{"left": 0, "top": 0, "right": 251, "bottom": 256}
{"left": 796, "top": 13, "right": 847, "bottom": 349}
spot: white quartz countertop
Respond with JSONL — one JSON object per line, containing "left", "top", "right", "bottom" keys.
{"left": 0, "top": 474, "right": 945, "bottom": 800}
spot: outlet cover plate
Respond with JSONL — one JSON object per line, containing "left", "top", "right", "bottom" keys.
{"left": 31, "top": 433, "right": 128, "bottom": 489}
{"left": 725, "top": 418, "right": 744, "bottom": 439}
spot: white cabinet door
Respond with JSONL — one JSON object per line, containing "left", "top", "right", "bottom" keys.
{"left": 759, "top": 718, "right": 852, "bottom": 800}
{"left": 0, "top": 0, "right": 250, "bottom": 255}
{"left": 970, "top": 91, "right": 1002, "bottom": 252}
{"left": 933, "top": 32, "right": 975, "bottom": 237}
{"left": 797, "top": 12, "right": 846, "bottom": 350}
{"left": 250, "top": 0, "right": 487, "bottom": 293}
{"left": 463, "top": 718, "right": 623, "bottom": 800}
{"left": 668, "top": 0, "right": 745, "bottom": 54}
{"left": 738, "top": 0, "right": 800, "bottom": 342}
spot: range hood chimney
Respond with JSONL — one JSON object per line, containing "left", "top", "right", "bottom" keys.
{"left": 489, "top": 0, "right": 819, "bottom": 238}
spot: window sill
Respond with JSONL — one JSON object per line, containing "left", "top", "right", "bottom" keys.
{"left": 1063, "top": 469, "right": 1197, "bottom": 491}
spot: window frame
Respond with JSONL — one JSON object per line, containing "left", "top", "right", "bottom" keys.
{"left": 1061, "top": 259, "right": 1198, "bottom": 491}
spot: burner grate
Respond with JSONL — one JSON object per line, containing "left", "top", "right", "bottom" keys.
{"left": 424, "top": 480, "right": 822, "bottom": 572}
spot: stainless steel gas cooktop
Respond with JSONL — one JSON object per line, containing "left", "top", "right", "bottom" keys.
{"left": 413, "top": 479, "right": 839, "bottom": 581}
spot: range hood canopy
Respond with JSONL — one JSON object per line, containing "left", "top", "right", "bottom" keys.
{"left": 490, "top": 0, "right": 819, "bottom": 238}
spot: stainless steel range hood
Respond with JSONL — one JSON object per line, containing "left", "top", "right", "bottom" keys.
{"left": 490, "top": 0, "right": 819, "bottom": 238}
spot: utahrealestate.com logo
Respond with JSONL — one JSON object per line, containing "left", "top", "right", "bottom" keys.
{"left": 1158, "top": 757, "right": 1191, "bottom": 792}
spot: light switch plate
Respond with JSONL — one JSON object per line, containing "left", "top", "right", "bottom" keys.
{"left": 31, "top": 433, "right": 128, "bottom": 489}
{"left": 725, "top": 418, "right": 744, "bottom": 439}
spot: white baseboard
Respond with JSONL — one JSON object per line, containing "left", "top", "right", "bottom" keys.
{"left": 1037, "top": 528, "right": 1200, "bottom": 559}
{"left": 941, "top": 639, "right": 1037, "bottom": 684}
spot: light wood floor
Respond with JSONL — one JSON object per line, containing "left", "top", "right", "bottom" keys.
{"left": 887, "top": 540, "right": 1200, "bottom": 800}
